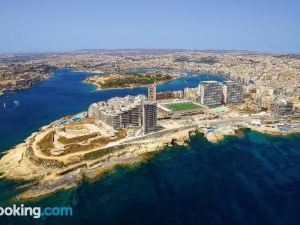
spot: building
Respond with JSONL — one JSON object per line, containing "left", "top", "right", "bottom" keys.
{"left": 87, "top": 102, "right": 122, "bottom": 129}
{"left": 172, "top": 90, "right": 184, "bottom": 99}
{"left": 88, "top": 95, "right": 158, "bottom": 133}
{"left": 108, "top": 113, "right": 121, "bottom": 129}
{"left": 184, "top": 87, "right": 199, "bottom": 101}
{"left": 156, "top": 91, "right": 173, "bottom": 100}
{"left": 142, "top": 102, "right": 157, "bottom": 134}
{"left": 148, "top": 83, "right": 156, "bottom": 101}
{"left": 223, "top": 81, "right": 244, "bottom": 104}
{"left": 88, "top": 95, "right": 146, "bottom": 129}
{"left": 271, "top": 99, "right": 294, "bottom": 115}
{"left": 198, "top": 81, "right": 223, "bottom": 107}
{"left": 121, "top": 105, "right": 142, "bottom": 127}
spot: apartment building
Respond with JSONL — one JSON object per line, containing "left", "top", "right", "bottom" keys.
{"left": 198, "top": 81, "right": 223, "bottom": 106}
{"left": 223, "top": 81, "right": 244, "bottom": 104}
{"left": 142, "top": 102, "right": 157, "bottom": 134}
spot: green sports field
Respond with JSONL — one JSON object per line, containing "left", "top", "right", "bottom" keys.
{"left": 165, "top": 102, "right": 202, "bottom": 111}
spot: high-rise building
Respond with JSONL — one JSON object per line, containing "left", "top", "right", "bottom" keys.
{"left": 148, "top": 83, "right": 156, "bottom": 101}
{"left": 87, "top": 95, "right": 146, "bottom": 129}
{"left": 121, "top": 105, "right": 142, "bottom": 127}
{"left": 198, "top": 81, "right": 223, "bottom": 106}
{"left": 223, "top": 81, "right": 244, "bottom": 104}
{"left": 142, "top": 102, "right": 157, "bottom": 134}
{"left": 108, "top": 114, "right": 121, "bottom": 129}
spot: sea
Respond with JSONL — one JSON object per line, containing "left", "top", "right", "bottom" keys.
{"left": 0, "top": 69, "right": 299, "bottom": 225}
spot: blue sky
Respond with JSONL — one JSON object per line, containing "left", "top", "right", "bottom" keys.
{"left": 0, "top": 0, "right": 299, "bottom": 53}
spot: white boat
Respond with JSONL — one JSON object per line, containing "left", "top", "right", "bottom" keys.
{"left": 3, "top": 102, "right": 6, "bottom": 108}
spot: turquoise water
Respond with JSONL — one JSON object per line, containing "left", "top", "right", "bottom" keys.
{"left": 0, "top": 69, "right": 299, "bottom": 225}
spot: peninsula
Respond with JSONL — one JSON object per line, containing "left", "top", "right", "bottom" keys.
{"left": 1, "top": 77, "right": 300, "bottom": 200}
{"left": 84, "top": 72, "right": 174, "bottom": 90}
{"left": 1, "top": 49, "right": 300, "bottom": 200}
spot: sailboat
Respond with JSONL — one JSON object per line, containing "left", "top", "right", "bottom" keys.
{"left": 3, "top": 102, "right": 6, "bottom": 108}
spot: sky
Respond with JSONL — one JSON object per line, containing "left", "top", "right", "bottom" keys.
{"left": 0, "top": 0, "right": 299, "bottom": 53}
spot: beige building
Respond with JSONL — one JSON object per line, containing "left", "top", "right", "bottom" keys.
{"left": 184, "top": 87, "right": 199, "bottom": 101}
{"left": 148, "top": 83, "right": 156, "bottom": 101}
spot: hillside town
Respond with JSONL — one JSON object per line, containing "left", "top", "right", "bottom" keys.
{"left": 0, "top": 54, "right": 57, "bottom": 94}
{"left": 1, "top": 50, "right": 300, "bottom": 98}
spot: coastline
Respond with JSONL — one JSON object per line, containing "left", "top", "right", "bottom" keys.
{"left": 83, "top": 71, "right": 181, "bottom": 91}
{"left": 0, "top": 115, "right": 299, "bottom": 201}
{"left": 0, "top": 69, "right": 298, "bottom": 201}
{"left": 83, "top": 71, "right": 229, "bottom": 91}
{"left": 0, "top": 71, "right": 56, "bottom": 96}
{"left": 83, "top": 79, "right": 172, "bottom": 91}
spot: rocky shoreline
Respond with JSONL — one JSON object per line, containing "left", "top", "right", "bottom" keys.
{"left": 0, "top": 119, "right": 299, "bottom": 201}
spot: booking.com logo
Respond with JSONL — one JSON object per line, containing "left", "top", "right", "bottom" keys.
{"left": 0, "top": 204, "right": 73, "bottom": 219}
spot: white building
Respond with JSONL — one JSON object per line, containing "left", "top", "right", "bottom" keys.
{"left": 88, "top": 95, "right": 146, "bottom": 129}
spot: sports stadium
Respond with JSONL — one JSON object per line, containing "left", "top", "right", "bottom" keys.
{"left": 157, "top": 101, "right": 205, "bottom": 118}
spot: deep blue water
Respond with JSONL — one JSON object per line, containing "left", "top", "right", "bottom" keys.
{"left": 0, "top": 69, "right": 299, "bottom": 225}
{"left": 1, "top": 131, "right": 300, "bottom": 225}
{"left": 0, "top": 69, "right": 225, "bottom": 152}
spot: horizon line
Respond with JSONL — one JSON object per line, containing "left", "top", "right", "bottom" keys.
{"left": 0, "top": 48, "right": 299, "bottom": 56}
